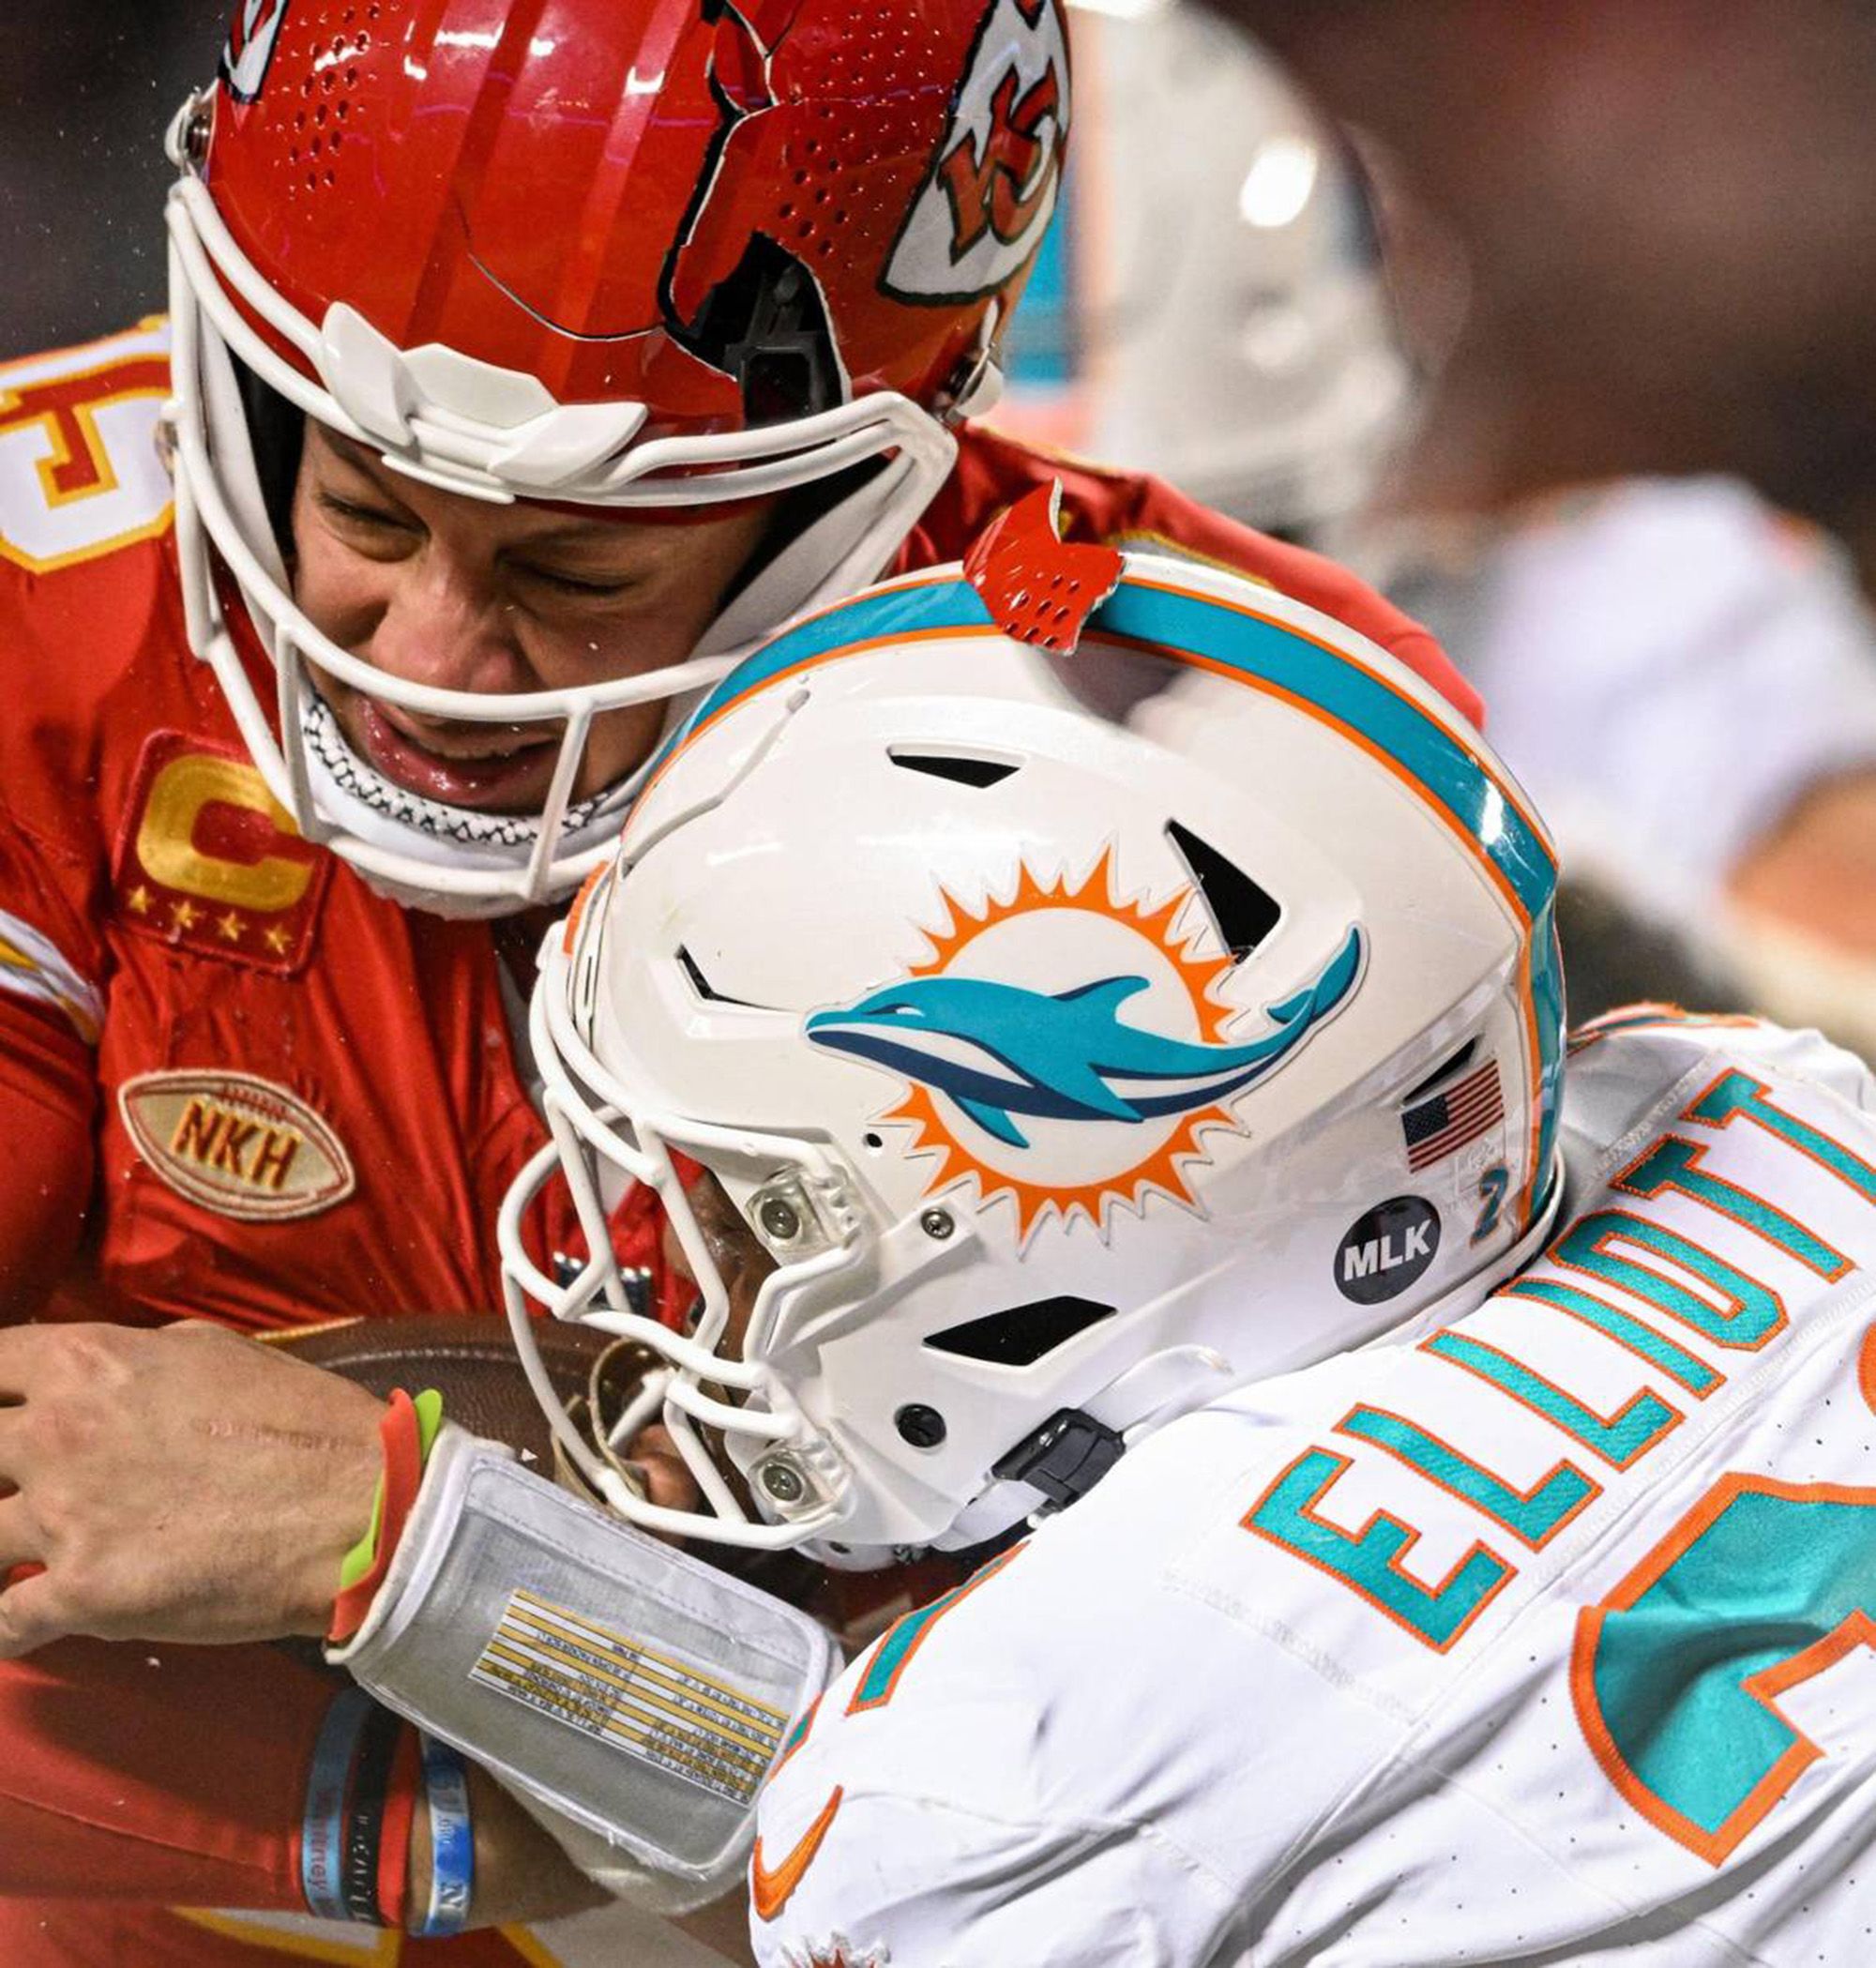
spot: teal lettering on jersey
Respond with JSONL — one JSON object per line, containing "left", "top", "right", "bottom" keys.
{"left": 1552, "top": 1210, "right": 1785, "bottom": 1352}
{"left": 1339, "top": 1406, "right": 1596, "bottom": 1549}
{"left": 1501, "top": 1276, "right": 1720, "bottom": 1394}
{"left": 1426, "top": 1331, "right": 1679, "bottom": 1467}
{"left": 852, "top": 1593, "right": 959, "bottom": 1713}
{"left": 1579, "top": 1476, "right": 1876, "bottom": 1862}
{"left": 1615, "top": 1135, "right": 1850, "bottom": 1280}
{"left": 847, "top": 1544, "right": 1023, "bottom": 1714}
{"left": 1690, "top": 1070, "right": 1876, "bottom": 1204}
{"left": 1246, "top": 1448, "right": 1512, "bottom": 1650}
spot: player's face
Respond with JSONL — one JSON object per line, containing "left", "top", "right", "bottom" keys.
{"left": 666, "top": 1172, "right": 778, "bottom": 1367}
{"left": 288, "top": 423, "right": 776, "bottom": 813}
{"left": 633, "top": 1173, "right": 777, "bottom": 1518}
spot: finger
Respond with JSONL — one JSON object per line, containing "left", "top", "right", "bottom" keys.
{"left": 631, "top": 1424, "right": 704, "bottom": 1514}
{"left": 0, "top": 1493, "right": 42, "bottom": 1580}
{"left": 0, "top": 1567, "right": 67, "bottom": 1660}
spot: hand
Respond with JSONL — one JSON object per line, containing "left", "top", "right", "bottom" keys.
{"left": 0, "top": 1321, "right": 386, "bottom": 1656}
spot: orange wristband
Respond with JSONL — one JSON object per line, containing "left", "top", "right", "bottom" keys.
{"left": 327, "top": 1390, "right": 430, "bottom": 1646}
{"left": 375, "top": 1722, "right": 424, "bottom": 1931}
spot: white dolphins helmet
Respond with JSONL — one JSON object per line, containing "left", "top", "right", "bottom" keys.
{"left": 501, "top": 493, "right": 1563, "bottom": 1566}
{"left": 992, "top": 0, "right": 1411, "bottom": 537}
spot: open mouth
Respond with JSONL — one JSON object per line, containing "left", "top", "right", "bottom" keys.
{"left": 352, "top": 696, "right": 562, "bottom": 810}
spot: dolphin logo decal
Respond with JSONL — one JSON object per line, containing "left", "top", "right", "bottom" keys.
{"left": 806, "top": 925, "right": 1364, "bottom": 1149}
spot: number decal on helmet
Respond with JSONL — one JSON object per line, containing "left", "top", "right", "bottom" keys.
{"left": 1473, "top": 1164, "right": 1511, "bottom": 1244}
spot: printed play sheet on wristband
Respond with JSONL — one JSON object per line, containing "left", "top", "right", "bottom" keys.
{"left": 471, "top": 1587, "right": 788, "bottom": 1804}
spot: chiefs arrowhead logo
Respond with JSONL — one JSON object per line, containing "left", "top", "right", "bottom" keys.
{"left": 884, "top": 0, "right": 1070, "bottom": 306}
{"left": 221, "top": 0, "right": 292, "bottom": 103}
{"left": 940, "top": 64, "right": 1062, "bottom": 259}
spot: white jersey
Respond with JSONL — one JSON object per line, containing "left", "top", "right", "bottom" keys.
{"left": 750, "top": 1018, "right": 1876, "bottom": 1967}
{"left": 1374, "top": 479, "right": 1876, "bottom": 923}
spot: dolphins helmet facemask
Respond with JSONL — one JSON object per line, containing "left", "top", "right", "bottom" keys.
{"left": 500, "top": 492, "right": 1566, "bottom": 1566}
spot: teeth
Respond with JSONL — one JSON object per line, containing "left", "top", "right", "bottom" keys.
{"left": 384, "top": 717, "right": 552, "bottom": 764}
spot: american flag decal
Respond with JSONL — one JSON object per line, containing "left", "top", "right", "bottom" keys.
{"left": 1402, "top": 1057, "right": 1504, "bottom": 1171}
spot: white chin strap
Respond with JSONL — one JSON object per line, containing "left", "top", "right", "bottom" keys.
{"left": 296, "top": 691, "right": 653, "bottom": 921}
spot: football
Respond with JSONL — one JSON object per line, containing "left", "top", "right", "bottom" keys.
{"left": 267, "top": 1314, "right": 638, "bottom": 1473}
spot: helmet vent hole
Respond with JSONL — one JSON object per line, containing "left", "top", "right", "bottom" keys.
{"left": 895, "top": 1403, "right": 946, "bottom": 1449}
{"left": 924, "top": 1296, "right": 1115, "bottom": 1368}
{"left": 889, "top": 749, "right": 1019, "bottom": 790}
{"left": 1401, "top": 1037, "right": 1480, "bottom": 1105}
{"left": 675, "top": 946, "right": 774, "bottom": 1011}
{"left": 1165, "top": 821, "right": 1280, "bottom": 961}
{"left": 674, "top": 234, "right": 841, "bottom": 423}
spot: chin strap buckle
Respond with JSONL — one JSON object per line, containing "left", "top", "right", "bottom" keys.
{"left": 992, "top": 1406, "right": 1125, "bottom": 1512}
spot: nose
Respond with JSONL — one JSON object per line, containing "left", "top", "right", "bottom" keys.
{"left": 360, "top": 551, "right": 533, "bottom": 701}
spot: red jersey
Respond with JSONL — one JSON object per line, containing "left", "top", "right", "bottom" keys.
{"left": 0, "top": 324, "right": 1476, "bottom": 1963}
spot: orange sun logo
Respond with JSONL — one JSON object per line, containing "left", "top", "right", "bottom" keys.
{"left": 872, "top": 849, "right": 1238, "bottom": 1240}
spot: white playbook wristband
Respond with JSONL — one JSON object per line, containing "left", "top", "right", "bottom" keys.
{"left": 327, "top": 1424, "right": 838, "bottom": 1902}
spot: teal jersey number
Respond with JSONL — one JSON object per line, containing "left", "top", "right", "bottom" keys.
{"left": 1576, "top": 1475, "right": 1876, "bottom": 1863}
{"left": 1245, "top": 1447, "right": 1513, "bottom": 1651}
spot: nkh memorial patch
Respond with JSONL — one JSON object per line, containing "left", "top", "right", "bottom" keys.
{"left": 118, "top": 1069, "right": 355, "bottom": 1222}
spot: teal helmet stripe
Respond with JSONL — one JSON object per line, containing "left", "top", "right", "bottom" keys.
{"left": 1091, "top": 578, "right": 1562, "bottom": 1212}
{"left": 1095, "top": 581, "right": 1554, "bottom": 918}
{"left": 674, "top": 577, "right": 993, "bottom": 747}
{"left": 670, "top": 572, "right": 1553, "bottom": 914}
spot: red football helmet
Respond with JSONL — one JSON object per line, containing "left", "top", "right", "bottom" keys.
{"left": 166, "top": 0, "right": 1071, "bottom": 912}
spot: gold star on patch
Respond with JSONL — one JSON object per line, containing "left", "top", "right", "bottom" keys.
{"left": 217, "top": 911, "right": 245, "bottom": 943}
{"left": 171, "top": 899, "right": 200, "bottom": 931}
{"left": 126, "top": 884, "right": 153, "bottom": 916}
{"left": 262, "top": 923, "right": 292, "bottom": 956}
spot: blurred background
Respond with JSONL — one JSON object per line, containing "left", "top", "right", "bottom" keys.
{"left": 986, "top": 0, "right": 1876, "bottom": 1055}
{"left": 8, "top": 0, "right": 1876, "bottom": 1051}
{"left": 0, "top": 1, "right": 226, "bottom": 351}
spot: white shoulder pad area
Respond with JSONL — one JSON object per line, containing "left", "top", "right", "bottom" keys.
{"left": 1560, "top": 1010, "right": 1876, "bottom": 1184}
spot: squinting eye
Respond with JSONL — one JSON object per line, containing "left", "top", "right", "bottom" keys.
{"left": 522, "top": 567, "right": 635, "bottom": 599}
{"left": 317, "top": 491, "right": 413, "bottom": 531}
